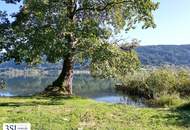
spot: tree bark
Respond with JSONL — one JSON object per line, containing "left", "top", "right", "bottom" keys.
{"left": 52, "top": 53, "right": 74, "bottom": 95}
{"left": 43, "top": 33, "right": 75, "bottom": 96}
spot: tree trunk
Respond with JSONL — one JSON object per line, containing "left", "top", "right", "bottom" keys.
{"left": 42, "top": 1, "right": 76, "bottom": 96}
{"left": 53, "top": 54, "right": 74, "bottom": 95}
{"left": 43, "top": 53, "right": 74, "bottom": 96}
{"left": 43, "top": 32, "right": 76, "bottom": 96}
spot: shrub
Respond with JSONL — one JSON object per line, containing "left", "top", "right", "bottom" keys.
{"left": 148, "top": 94, "right": 183, "bottom": 107}
{"left": 145, "top": 68, "right": 177, "bottom": 98}
{"left": 117, "top": 66, "right": 190, "bottom": 106}
{"left": 175, "top": 69, "right": 190, "bottom": 96}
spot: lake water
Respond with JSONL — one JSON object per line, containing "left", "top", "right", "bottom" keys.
{"left": 0, "top": 73, "right": 145, "bottom": 107}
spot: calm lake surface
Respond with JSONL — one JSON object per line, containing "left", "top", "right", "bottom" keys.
{"left": 0, "top": 73, "right": 145, "bottom": 107}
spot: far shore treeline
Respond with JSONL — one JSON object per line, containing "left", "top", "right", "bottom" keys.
{"left": 1, "top": 44, "right": 190, "bottom": 69}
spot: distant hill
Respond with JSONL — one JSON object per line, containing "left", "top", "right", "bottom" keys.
{"left": 0, "top": 45, "right": 190, "bottom": 69}
{"left": 0, "top": 60, "right": 86, "bottom": 69}
{"left": 136, "top": 44, "right": 190, "bottom": 66}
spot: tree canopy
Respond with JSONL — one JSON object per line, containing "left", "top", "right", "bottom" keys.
{"left": 0, "top": 0, "right": 159, "bottom": 94}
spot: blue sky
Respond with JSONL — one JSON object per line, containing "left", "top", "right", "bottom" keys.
{"left": 0, "top": 0, "right": 190, "bottom": 45}
{"left": 126, "top": 0, "right": 190, "bottom": 45}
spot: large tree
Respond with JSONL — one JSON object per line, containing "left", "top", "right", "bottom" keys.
{"left": 0, "top": 0, "right": 158, "bottom": 95}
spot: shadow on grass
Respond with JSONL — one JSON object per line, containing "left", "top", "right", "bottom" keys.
{"left": 170, "top": 103, "right": 190, "bottom": 128}
{"left": 151, "top": 103, "right": 190, "bottom": 128}
{"left": 0, "top": 96, "right": 77, "bottom": 107}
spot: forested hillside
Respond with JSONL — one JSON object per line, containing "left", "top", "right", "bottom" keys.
{"left": 0, "top": 45, "right": 190, "bottom": 68}
{"left": 136, "top": 45, "right": 190, "bottom": 66}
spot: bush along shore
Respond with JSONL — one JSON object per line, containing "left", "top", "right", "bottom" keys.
{"left": 116, "top": 67, "right": 190, "bottom": 107}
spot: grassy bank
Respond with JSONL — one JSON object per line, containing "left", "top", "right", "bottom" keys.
{"left": 0, "top": 97, "right": 189, "bottom": 130}
{"left": 117, "top": 67, "right": 190, "bottom": 107}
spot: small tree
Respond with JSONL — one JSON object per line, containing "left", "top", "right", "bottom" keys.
{"left": 0, "top": 0, "right": 158, "bottom": 95}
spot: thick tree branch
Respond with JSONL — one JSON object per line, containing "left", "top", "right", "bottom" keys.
{"left": 76, "top": 0, "right": 130, "bottom": 12}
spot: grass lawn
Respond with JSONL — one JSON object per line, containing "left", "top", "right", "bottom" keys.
{"left": 0, "top": 96, "right": 189, "bottom": 130}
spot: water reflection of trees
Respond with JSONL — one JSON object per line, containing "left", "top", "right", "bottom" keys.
{"left": 3, "top": 77, "right": 55, "bottom": 96}
{"left": 0, "top": 74, "right": 115, "bottom": 97}
{"left": 73, "top": 74, "right": 115, "bottom": 97}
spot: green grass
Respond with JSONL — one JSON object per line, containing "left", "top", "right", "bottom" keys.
{"left": 0, "top": 97, "right": 190, "bottom": 130}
